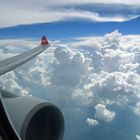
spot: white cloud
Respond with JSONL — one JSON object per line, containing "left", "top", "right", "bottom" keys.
{"left": 51, "top": 47, "right": 92, "bottom": 87}
{"left": 119, "top": 63, "right": 140, "bottom": 73}
{"left": 52, "top": 0, "right": 140, "bottom": 5}
{"left": 95, "top": 104, "right": 115, "bottom": 122}
{"left": 120, "top": 35, "right": 140, "bottom": 51}
{"left": 101, "top": 30, "right": 135, "bottom": 72}
{"left": 73, "top": 34, "right": 140, "bottom": 53}
{"left": 134, "top": 102, "right": 140, "bottom": 116}
{"left": 74, "top": 71, "right": 140, "bottom": 107}
{"left": 66, "top": 31, "right": 140, "bottom": 109}
{"left": 2, "top": 0, "right": 140, "bottom": 7}
{"left": 102, "top": 49, "right": 134, "bottom": 72}
{"left": 0, "top": 72, "right": 29, "bottom": 96}
{"left": 0, "top": 38, "right": 43, "bottom": 96}
{"left": 86, "top": 118, "right": 99, "bottom": 126}
{"left": 68, "top": 36, "right": 103, "bottom": 51}
{"left": 136, "top": 135, "right": 140, "bottom": 140}
{"left": 1, "top": 31, "right": 140, "bottom": 139}
{"left": 0, "top": 1, "right": 139, "bottom": 27}
{"left": 0, "top": 30, "right": 140, "bottom": 140}
{"left": 103, "top": 30, "right": 122, "bottom": 48}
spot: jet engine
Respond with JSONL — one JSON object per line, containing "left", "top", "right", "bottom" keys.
{"left": 0, "top": 89, "right": 64, "bottom": 140}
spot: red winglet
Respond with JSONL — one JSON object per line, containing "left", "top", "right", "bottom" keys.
{"left": 41, "top": 36, "right": 49, "bottom": 45}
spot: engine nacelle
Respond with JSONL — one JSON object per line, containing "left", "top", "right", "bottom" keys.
{"left": 1, "top": 90, "right": 64, "bottom": 140}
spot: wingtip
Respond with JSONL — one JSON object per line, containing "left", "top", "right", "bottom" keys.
{"left": 41, "top": 36, "right": 49, "bottom": 45}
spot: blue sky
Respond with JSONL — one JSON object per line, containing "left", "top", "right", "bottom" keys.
{"left": 0, "top": 17, "right": 140, "bottom": 39}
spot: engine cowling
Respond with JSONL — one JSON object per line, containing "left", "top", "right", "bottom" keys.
{"left": 1, "top": 90, "right": 64, "bottom": 140}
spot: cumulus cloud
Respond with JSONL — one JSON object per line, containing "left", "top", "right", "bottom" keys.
{"left": 0, "top": 72, "right": 29, "bottom": 96}
{"left": 103, "top": 30, "right": 122, "bottom": 49}
{"left": 72, "top": 30, "right": 140, "bottom": 108}
{"left": 102, "top": 49, "right": 134, "bottom": 72}
{"left": 16, "top": 54, "right": 51, "bottom": 86}
{"left": 95, "top": 104, "right": 115, "bottom": 122}
{"left": 119, "top": 63, "right": 140, "bottom": 73}
{"left": 74, "top": 71, "right": 140, "bottom": 107}
{"left": 85, "top": 104, "right": 115, "bottom": 126}
{"left": 86, "top": 118, "right": 99, "bottom": 126}
{"left": 1, "top": 30, "right": 140, "bottom": 139}
{"left": 68, "top": 36, "right": 103, "bottom": 51}
{"left": 51, "top": 47, "right": 91, "bottom": 87}
{"left": 101, "top": 30, "right": 135, "bottom": 72}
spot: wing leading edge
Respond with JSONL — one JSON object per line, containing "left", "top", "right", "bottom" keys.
{"left": 0, "top": 37, "right": 49, "bottom": 76}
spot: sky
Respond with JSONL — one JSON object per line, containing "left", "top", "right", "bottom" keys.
{"left": 0, "top": 0, "right": 140, "bottom": 38}
{"left": 0, "top": 0, "right": 140, "bottom": 140}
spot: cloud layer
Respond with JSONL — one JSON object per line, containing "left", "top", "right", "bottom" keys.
{"left": 0, "top": 30, "right": 140, "bottom": 139}
{"left": 0, "top": 0, "right": 140, "bottom": 27}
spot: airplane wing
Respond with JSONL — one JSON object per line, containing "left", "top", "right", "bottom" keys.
{"left": 0, "top": 44, "right": 48, "bottom": 76}
{"left": 0, "top": 37, "right": 64, "bottom": 140}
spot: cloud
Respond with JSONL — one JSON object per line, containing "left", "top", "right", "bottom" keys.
{"left": 51, "top": 46, "right": 92, "bottom": 87}
{"left": 85, "top": 104, "right": 115, "bottom": 126}
{"left": 86, "top": 118, "right": 99, "bottom": 126}
{"left": 68, "top": 36, "right": 103, "bottom": 51}
{"left": 136, "top": 135, "right": 140, "bottom": 140}
{"left": 119, "top": 63, "right": 140, "bottom": 73}
{"left": 134, "top": 102, "right": 140, "bottom": 116}
{"left": 2, "top": 0, "right": 140, "bottom": 7}
{"left": 103, "top": 30, "right": 122, "bottom": 48}
{"left": 0, "top": 1, "right": 139, "bottom": 27}
{"left": 0, "top": 72, "right": 29, "bottom": 96}
{"left": 102, "top": 49, "right": 134, "bottom": 72}
{"left": 73, "top": 69, "right": 140, "bottom": 107}
{"left": 0, "top": 8, "right": 137, "bottom": 28}
{"left": 71, "top": 31, "right": 140, "bottom": 109}
{"left": 50, "top": 0, "right": 140, "bottom": 5}
{"left": 0, "top": 39, "right": 41, "bottom": 96}
{"left": 101, "top": 30, "right": 135, "bottom": 72}
{"left": 0, "top": 30, "right": 140, "bottom": 139}
{"left": 95, "top": 104, "right": 115, "bottom": 122}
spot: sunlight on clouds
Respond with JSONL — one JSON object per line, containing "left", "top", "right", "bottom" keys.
{"left": 86, "top": 104, "right": 115, "bottom": 126}
{"left": 95, "top": 104, "right": 115, "bottom": 122}
{"left": 86, "top": 118, "right": 99, "bottom": 126}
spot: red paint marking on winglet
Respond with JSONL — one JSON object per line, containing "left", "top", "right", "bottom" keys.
{"left": 41, "top": 36, "right": 49, "bottom": 45}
